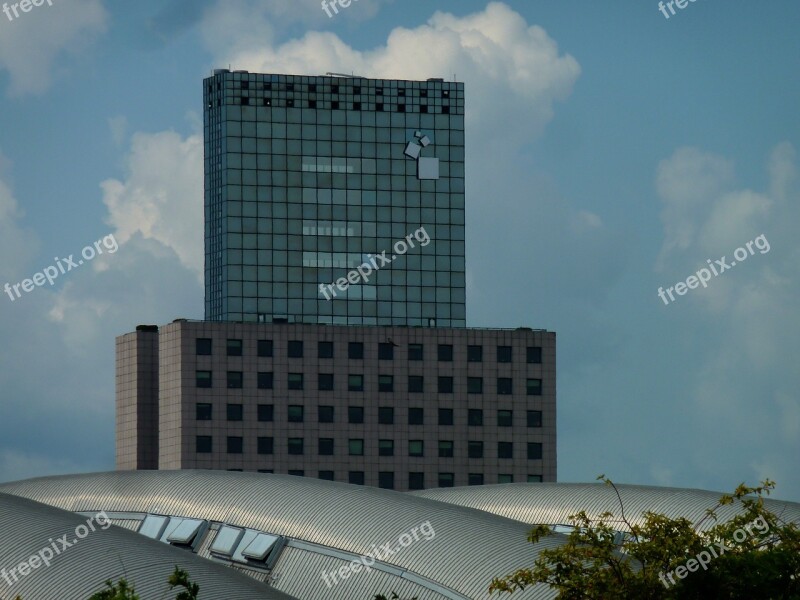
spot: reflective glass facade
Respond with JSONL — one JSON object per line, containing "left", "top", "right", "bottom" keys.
{"left": 204, "top": 71, "right": 466, "bottom": 326}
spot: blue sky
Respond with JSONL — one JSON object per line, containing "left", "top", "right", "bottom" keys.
{"left": 0, "top": 0, "right": 798, "bottom": 499}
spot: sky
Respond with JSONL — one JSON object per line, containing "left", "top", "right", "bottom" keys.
{"left": 0, "top": 0, "right": 798, "bottom": 500}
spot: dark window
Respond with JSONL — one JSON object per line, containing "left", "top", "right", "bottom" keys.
{"left": 331, "top": 100, "right": 339, "bottom": 109}
{"left": 376, "top": 87, "right": 383, "bottom": 95}
{"left": 420, "top": 89, "right": 428, "bottom": 97}
{"left": 240, "top": 97, "right": 249, "bottom": 106}
{"left": 378, "top": 407, "right": 394, "bottom": 425}
{"left": 196, "top": 371, "right": 212, "bottom": 388}
{"left": 398, "top": 88, "right": 406, "bottom": 96}
{"left": 467, "top": 377, "right": 483, "bottom": 394}
{"left": 376, "top": 103, "right": 384, "bottom": 111}
{"left": 468, "top": 409, "right": 483, "bottom": 426}
{"left": 378, "top": 343, "right": 394, "bottom": 360}
{"left": 348, "top": 406, "right": 364, "bottom": 424}
{"left": 409, "top": 440, "right": 424, "bottom": 457}
{"left": 227, "top": 404, "right": 243, "bottom": 421}
{"left": 318, "top": 438, "right": 334, "bottom": 455}
{"left": 353, "top": 86, "right": 361, "bottom": 94}
{"left": 497, "top": 378, "right": 513, "bottom": 395}
{"left": 318, "top": 373, "right": 334, "bottom": 391}
{"left": 378, "top": 375, "right": 394, "bottom": 392}
{"left": 408, "top": 407, "right": 424, "bottom": 425}
{"left": 528, "top": 443, "right": 543, "bottom": 460}
{"left": 498, "top": 442, "right": 513, "bottom": 459}
{"left": 349, "top": 471, "right": 364, "bottom": 485}
{"left": 257, "top": 437, "right": 273, "bottom": 454}
{"left": 227, "top": 436, "right": 243, "bottom": 454}
{"left": 288, "top": 340, "right": 303, "bottom": 358}
{"left": 257, "top": 372, "right": 273, "bottom": 389}
{"left": 408, "top": 472, "right": 425, "bottom": 490}
{"left": 257, "top": 404, "right": 273, "bottom": 422}
{"left": 397, "top": 104, "right": 406, "bottom": 112}
{"left": 379, "top": 439, "right": 394, "bottom": 456}
{"left": 286, "top": 83, "right": 294, "bottom": 91}
{"left": 196, "top": 403, "right": 212, "bottom": 420}
{"left": 196, "top": 436, "right": 212, "bottom": 453}
{"left": 497, "top": 346, "right": 513, "bottom": 363}
{"left": 227, "top": 371, "right": 243, "bottom": 389}
{"left": 331, "top": 84, "right": 339, "bottom": 94}
{"left": 286, "top": 99, "right": 294, "bottom": 108}
{"left": 318, "top": 341, "right": 334, "bottom": 358}
{"left": 241, "top": 81, "right": 249, "bottom": 90}
{"left": 468, "top": 473, "right": 484, "bottom": 486}
{"left": 499, "top": 474, "right": 514, "bottom": 484}
{"left": 318, "top": 405, "right": 334, "bottom": 423}
{"left": 319, "top": 471, "right": 335, "bottom": 481}
{"left": 528, "top": 410, "right": 543, "bottom": 428}
{"left": 348, "top": 374, "right": 363, "bottom": 391}
{"left": 353, "top": 102, "right": 361, "bottom": 111}
{"left": 196, "top": 338, "right": 212, "bottom": 355}
{"left": 348, "top": 342, "right": 364, "bottom": 359}
{"left": 468, "top": 441, "right": 484, "bottom": 459}
{"left": 528, "top": 474, "right": 543, "bottom": 483}
{"left": 288, "top": 405, "right": 304, "bottom": 423}
{"left": 309, "top": 84, "right": 317, "bottom": 92}
{"left": 408, "top": 343, "right": 423, "bottom": 360}
{"left": 263, "top": 98, "right": 272, "bottom": 107}
{"left": 498, "top": 410, "right": 513, "bottom": 427}
{"left": 442, "top": 89, "right": 450, "bottom": 98}
{"left": 439, "top": 473, "right": 454, "bottom": 488}
{"left": 442, "top": 105, "right": 450, "bottom": 114}
{"left": 227, "top": 339, "right": 242, "bottom": 357}
{"left": 467, "top": 345, "right": 483, "bottom": 362}
{"left": 438, "top": 441, "right": 454, "bottom": 458}
{"left": 257, "top": 340, "right": 273, "bottom": 357}
{"left": 288, "top": 470, "right": 304, "bottom": 477}
{"left": 438, "top": 344, "right": 453, "bottom": 361}
{"left": 420, "top": 105, "right": 428, "bottom": 113}
{"left": 527, "top": 378, "right": 543, "bottom": 396}
{"left": 439, "top": 408, "right": 453, "bottom": 426}
{"left": 349, "top": 439, "right": 364, "bottom": 456}
{"left": 378, "top": 472, "right": 394, "bottom": 490}
{"left": 308, "top": 100, "right": 317, "bottom": 109}
{"left": 258, "top": 469, "right": 273, "bottom": 474}
{"left": 438, "top": 376, "right": 453, "bottom": 393}
{"left": 408, "top": 375, "right": 424, "bottom": 393}
{"left": 288, "top": 438, "right": 304, "bottom": 455}
{"left": 288, "top": 373, "right": 304, "bottom": 390}
{"left": 527, "top": 346, "right": 542, "bottom": 364}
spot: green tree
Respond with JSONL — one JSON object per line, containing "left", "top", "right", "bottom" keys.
{"left": 489, "top": 478, "right": 800, "bottom": 600}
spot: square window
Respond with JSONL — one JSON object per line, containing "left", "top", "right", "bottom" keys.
{"left": 397, "top": 104, "right": 406, "bottom": 113}
{"left": 288, "top": 373, "right": 304, "bottom": 390}
{"left": 318, "top": 438, "right": 334, "bottom": 455}
{"left": 227, "top": 371, "right": 243, "bottom": 389}
{"left": 196, "top": 371, "right": 212, "bottom": 388}
{"left": 408, "top": 375, "right": 424, "bottom": 393}
{"left": 348, "top": 406, "right": 364, "bottom": 424}
{"left": 378, "top": 343, "right": 394, "bottom": 360}
{"left": 408, "top": 407, "right": 424, "bottom": 425}
{"left": 196, "top": 403, "right": 212, "bottom": 421}
{"left": 527, "top": 410, "right": 543, "bottom": 428}
{"left": 498, "top": 442, "right": 513, "bottom": 459}
{"left": 528, "top": 474, "right": 543, "bottom": 483}
{"left": 408, "top": 472, "right": 424, "bottom": 490}
{"left": 417, "top": 157, "right": 439, "bottom": 179}
{"left": 527, "top": 378, "right": 543, "bottom": 396}
{"left": 348, "top": 342, "right": 364, "bottom": 359}
{"left": 438, "top": 473, "right": 454, "bottom": 488}
{"left": 527, "top": 346, "right": 542, "bottom": 364}
{"left": 196, "top": 338, "right": 212, "bottom": 355}
{"left": 468, "top": 441, "right": 483, "bottom": 459}
{"left": 438, "top": 344, "right": 453, "bottom": 361}
{"left": 288, "top": 438, "right": 304, "bottom": 455}
{"left": 319, "top": 471, "right": 335, "bottom": 481}
{"left": 227, "top": 436, "right": 243, "bottom": 454}
{"left": 379, "top": 439, "right": 394, "bottom": 456}
{"left": 467, "top": 377, "right": 483, "bottom": 394}
{"left": 498, "top": 410, "right": 513, "bottom": 427}
{"left": 348, "top": 471, "right": 364, "bottom": 485}
{"left": 468, "top": 473, "right": 484, "bottom": 486}
{"left": 257, "top": 340, "right": 273, "bottom": 357}
{"left": 498, "top": 474, "right": 514, "bottom": 484}
{"left": 528, "top": 442, "right": 543, "bottom": 460}
{"left": 408, "top": 343, "right": 423, "bottom": 361}
{"left": 318, "top": 341, "right": 334, "bottom": 358}
{"left": 378, "top": 375, "right": 394, "bottom": 392}
{"left": 467, "top": 345, "right": 483, "bottom": 362}
{"left": 378, "top": 407, "right": 394, "bottom": 425}
{"left": 318, "top": 373, "right": 334, "bottom": 391}
{"left": 376, "top": 103, "right": 384, "bottom": 111}
{"left": 438, "top": 441, "right": 454, "bottom": 458}
{"left": 438, "top": 376, "right": 453, "bottom": 393}
{"left": 439, "top": 408, "right": 453, "bottom": 426}
{"left": 348, "top": 374, "right": 364, "bottom": 391}
{"left": 196, "top": 436, "right": 212, "bottom": 453}
{"left": 348, "top": 439, "right": 364, "bottom": 456}
{"left": 331, "top": 101, "right": 340, "bottom": 110}
{"left": 378, "top": 472, "right": 394, "bottom": 489}
{"left": 257, "top": 404, "right": 274, "bottom": 422}
{"left": 318, "top": 405, "right": 334, "bottom": 423}
{"left": 468, "top": 409, "right": 483, "bottom": 426}
{"left": 309, "top": 100, "right": 317, "bottom": 109}
{"left": 288, "top": 405, "right": 304, "bottom": 423}
{"left": 257, "top": 372, "right": 273, "bottom": 389}
{"left": 497, "top": 346, "right": 512, "bottom": 363}
{"left": 497, "top": 378, "right": 513, "bottom": 395}
{"left": 227, "top": 404, "right": 243, "bottom": 421}
{"left": 353, "top": 102, "right": 361, "bottom": 111}
{"left": 227, "top": 339, "right": 242, "bottom": 357}
{"left": 257, "top": 437, "right": 273, "bottom": 455}
{"left": 409, "top": 440, "right": 424, "bottom": 457}
{"left": 288, "top": 340, "right": 304, "bottom": 358}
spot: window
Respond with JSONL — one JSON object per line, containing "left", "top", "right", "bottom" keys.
{"left": 196, "top": 403, "right": 212, "bottom": 421}
{"left": 497, "top": 346, "right": 512, "bottom": 363}
{"left": 408, "top": 343, "right": 423, "bottom": 360}
{"left": 378, "top": 407, "right": 394, "bottom": 425}
{"left": 376, "top": 103, "right": 384, "bottom": 111}
{"left": 468, "top": 409, "right": 483, "bottom": 426}
{"left": 438, "top": 344, "right": 453, "bottom": 361}
{"left": 257, "top": 372, "right": 273, "bottom": 389}
{"left": 318, "top": 341, "right": 334, "bottom": 358}
{"left": 288, "top": 470, "right": 304, "bottom": 477}
{"left": 498, "top": 442, "right": 513, "bottom": 459}
{"left": 378, "top": 375, "right": 394, "bottom": 392}
{"left": 318, "top": 373, "right": 334, "bottom": 391}
{"left": 408, "top": 407, "right": 424, "bottom": 425}
{"left": 527, "top": 346, "right": 542, "bottom": 364}
{"left": 196, "top": 371, "right": 212, "bottom": 388}
{"left": 438, "top": 376, "right": 453, "bottom": 393}
{"left": 353, "top": 86, "right": 361, "bottom": 94}
{"left": 527, "top": 410, "right": 543, "bottom": 428}
{"left": 498, "top": 410, "right": 513, "bottom": 427}
{"left": 353, "top": 102, "right": 362, "bottom": 111}
{"left": 318, "top": 438, "right": 334, "bottom": 455}
{"left": 348, "top": 439, "right": 364, "bottom": 456}
{"left": 288, "top": 405, "right": 304, "bottom": 423}
{"left": 528, "top": 474, "right": 543, "bottom": 483}
{"left": 257, "top": 340, "right": 273, "bottom": 357}
{"left": 227, "top": 436, "right": 243, "bottom": 454}
{"left": 378, "top": 472, "right": 394, "bottom": 489}
{"left": 348, "top": 406, "right": 364, "bottom": 424}
{"left": 468, "top": 441, "right": 484, "bottom": 459}
{"left": 468, "top": 473, "right": 484, "bottom": 486}
{"left": 397, "top": 104, "right": 406, "bottom": 112}
{"left": 288, "top": 373, "right": 304, "bottom": 390}
{"left": 379, "top": 439, "right": 394, "bottom": 456}
{"left": 438, "top": 441, "right": 454, "bottom": 458}
{"left": 378, "top": 343, "right": 394, "bottom": 360}
{"left": 409, "top": 440, "right": 424, "bottom": 457}
{"left": 227, "top": 404, "right": 243, "bottom": 421}
{"left": 288, "top": 438, "right": 304, "bottom": 455}
{"left": 190, "top": 436, "right": 214, "bottom": 458}
{"left": 319, "top": 471, "right": 335, "bottom": 481}
{"left": 498, "top": 474, "right": 514, "bottom": 484}
{"left": 467, "top": 345, "right": 483, "bottom": 362}
{"left": 257, "top": 437, "right": 273, "bottom": 454}
{"left": 528, "top": 443, "right": 543, "bottom": 460}
{"left": 439, "top": 473, "right": 454, "bottom": 487}
{"left": 497, "top": 378, "right": 513, "bottom": 395}
{"left": 309, "top": 100, "right": 317, "bottom": 109}
{"left": 348, "top": 374, "right": 363, "bottom": 391}
{"left": 408, "top": 375, "right": 424, "bottom": 393}
{"left": 527, "top": 378, "right": 543, "bottom": 396}
{"left": 318, "top": 405, "right": 334, "bottom": 423}
{"left": 331, "top": 101, "right": 340, "bottom": 109}
{"left": 467, "top": 377, "right": 483, "bottom": 394}
{"left": 227, "top": 371, "right": 243, "bottom": 389}
{"left": 227, "top": 339, "right": 242, "bottom": 357}
{"left": 196, "top": 338, "right": 212, "bottom": 355}
{"left": 439, "top": 408, "right": 453, "bottom": 426}
{"left": 348, "top": 342, "right": 364, "bottom": 359}
{"left": 398, "top": 88, "right": 406, "bottom": 96}
{"left": 257, "top": 404, "right": 273, "bottom": 422}
{"left": 348, "top": 471, "right": 364, "bottom": 485}
{"left": 408, "top": 472, "right": 425, "bottom": 490}
{"left": 288, "top": 340, "right": 303, "bottom": 358}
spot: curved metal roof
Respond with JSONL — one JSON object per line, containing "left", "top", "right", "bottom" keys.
{"left": 0, "top": 492, "right": 296, "bottom": 600}
{"left": 0, "top": 471, "right": 565, "bottom": 600}
{"left": 410, "top": 483, "right": 800, "bottom": 531}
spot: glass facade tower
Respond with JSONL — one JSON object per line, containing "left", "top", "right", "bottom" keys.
{"left": 204, "top": 71, "right": 466, "bottom": 326}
